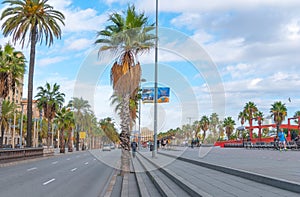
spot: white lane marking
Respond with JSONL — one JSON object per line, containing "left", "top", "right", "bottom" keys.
{"left": 27, "top": 167, "right": 37, "bottom": 171}
{"left": 67, "top": 158, "right": 71, "bottom": 160}
{"left": 71, "top": 168, "right": 77, "bottom": 172}
{"left": 84, "top": 162, "right": 89, "bottom": 165}
{"left": 43, "top": 178, "right": 55, "bottom": 185}
{"left": 76, "top": 155, "right": 80, "bottom": 158}
{"left": 93, "top": 159, "right": 96, "bottom": 161}
{"left": 52, "top": 161, "right": 58, "bottom": 164}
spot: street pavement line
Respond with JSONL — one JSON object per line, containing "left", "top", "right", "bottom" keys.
{"left": 52, "top": 161, "right": 58, "bottom": 164}
{"left": 43, "top": 178, "right": 55, "bottom": 185}
{"left": 27, "top": 167, "right": 37, "bottom": 171}
{"left": 71, "top": 168, "right": 77, "bottom": 172}
{"left": 84, "top": 162, "right": 89, "bottom": 165}
{"left": 67, "top": 158, "right": 71, "bottom": 160}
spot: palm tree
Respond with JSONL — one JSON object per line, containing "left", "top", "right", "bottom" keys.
{"left": 223, "top": 117, "right": 236, "bottom": 140}
{"left": 200, "top": 115, "right": 210, "bottom": 142}
{"left": 35, "top": 82, "right": 65, "bottom": 147}
{"left": 293, "top": 111, "right": 300, "bottom": 124}
{"left": 209, "top": 113, "right": 219, "bottom": 138}
{"left": 95, "top": 4, "right": 155, "bottom": 174}
{"left": 0, "top": 43, "right": 26, "bottom": 119}
{"left": 243, "top": 101, "right": 258, "bottom": 138}
{"left": 270, "top": 101, "right": 287, "bottom": 133}
{"left": 55, "top": 107, "right": 74, "bottom": 153}
{"left": 68, "top": 97, "right": 91, "bottom": 151}
{"left": 238, "top": 111, "right": 247, "bottom": 126}
{"left": 1, "top": 0, "right": 65, "bottom": 147}
{"left": 0, "top": 100, "right": 16, "bottom": 147}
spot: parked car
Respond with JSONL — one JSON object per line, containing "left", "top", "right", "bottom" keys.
{"left": 110, "top": 144, "right": 115, "bottom": 149}
{"left": 102, "top": 144, "right": 111, "bottom": 151}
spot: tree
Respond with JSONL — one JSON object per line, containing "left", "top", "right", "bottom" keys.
{"left": 35, "top": 82, "right": 65, "bottom": 147}
{"left": 1, "top": 0, "right": 65, "bottom": 147}
{"left": 238, "top": 111, "right": 247, "bottom": 126}
{"left": 99, "top": 117, "right": 119, "bottom": 144}
{"left": 68, "top": 97, "right": 91, "bottom": 151}
{"left": 223, "top": 117, "right": 236, "bottom": 140}
{"left": 0, "top": 43, "right": 25, "bottom": 121}
{"left": 293, "top": 111, "right": 300, "bottom": 124}
{"left": 0, "top": 100, "right": 16, "bottom": 147}
{"left": 270, "top": 101, "right": 287, "bottom": 133}
{"left": 209, "top": 113, "right": 219, "bottom": 139}
{"left": 95, "top": 4, "right": 155, "bottom": 174}
{"left": 54, "top": 107, "right": 74, "bottom": 153}
{"left": 200, "top": 115, "right": 210, "bottom": 142}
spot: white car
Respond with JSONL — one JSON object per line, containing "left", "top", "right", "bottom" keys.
{"left": 102, "top": 144, "right": 111, "bottom": 151}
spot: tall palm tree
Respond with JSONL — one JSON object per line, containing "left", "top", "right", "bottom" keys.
{"left": 68, "top": 97, "right": 91, "bottom": 151}
{"left": 55, "top": 107, "right": 74, "bottom": 153}
{"left": 200, "top": 115, "right": 210, "bottom": 142}
{"left": 238, "top": 111, "right": 247, "bottom": 126}
{"left": 1, "top": 0, "right": 65, "bottom": 147}
{"left": 35, "top": 82, "right": 65, "bottom": 147}
{"left": 270, "top": 101, "right": 287, "bottom": 133}
{"left": 95, "top": 4, "right": 155, "bottom": 174}
{"left": 223, "top": 117, "right": 236, "bottom": 140}
{"left": 209, "top": 113, "right": 219, "bottom": 138}
{"left": 0, "top": 43, "right": 26, "bottom": 118}
{"left": 243, "top": 101, "right": 258, "bottom": 138}
{"left": 0, "top": 100, "right": 16, "bottom": 147}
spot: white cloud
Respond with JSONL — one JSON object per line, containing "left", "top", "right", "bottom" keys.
{"left": 37, "top": 56, "right": 67, "bottom": 67}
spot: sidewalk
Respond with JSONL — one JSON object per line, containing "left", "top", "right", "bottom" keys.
{"left": 160, "top": 146, "right": 300, "bottom": 183}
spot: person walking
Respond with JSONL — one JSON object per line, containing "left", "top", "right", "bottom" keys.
{"left": 278, "top": 129, "right": 287, "bottom": 151}
{"left": 131, "top": 141, "right": 137, "bottom": 158}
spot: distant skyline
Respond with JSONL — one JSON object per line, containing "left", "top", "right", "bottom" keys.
{"left": 1, "top": 0, "right": 300, "bottom": 133}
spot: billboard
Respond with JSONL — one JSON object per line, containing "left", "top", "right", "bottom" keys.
{"left": 142, "top": 87, "right": 170, "bottom": 103}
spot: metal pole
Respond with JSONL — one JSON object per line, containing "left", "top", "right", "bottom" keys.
{"left": 20, "top": 104, "right": 24, "bottom": 148}
{"left": 153, "top": 0, "right": 158, "bottom": 158}
{"left": 138, "top": 99, "right": 141, "bottom": 151}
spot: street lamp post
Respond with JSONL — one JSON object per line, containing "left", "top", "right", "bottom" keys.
{"left": 138, "top": 79, "right": 146, "bottom": 151}
{"left": 153, "top": 0, "right": 158, "bottom": 158}
{"left": 20, "top": 103, "right": 24, "bottom": 148}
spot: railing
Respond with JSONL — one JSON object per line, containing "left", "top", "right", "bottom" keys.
{"left": 0, "top": 148, "right": 44, "bottom": 163}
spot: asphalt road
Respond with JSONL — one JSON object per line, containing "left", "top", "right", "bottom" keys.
{"left": 0, "top": 149, "right": 121, "bottom": 197}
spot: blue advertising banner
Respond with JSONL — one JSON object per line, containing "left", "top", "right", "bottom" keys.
{"left": 142, "top": 87, "right": 170, "bottom": 103}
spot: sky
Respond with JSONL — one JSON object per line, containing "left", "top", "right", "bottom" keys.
{"left": 1, "top": 0, "right": 300, "bottom": 134}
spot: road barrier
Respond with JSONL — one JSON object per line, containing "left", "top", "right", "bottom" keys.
{"left": 0, "top": 148, "right": 44, "bottom": 163}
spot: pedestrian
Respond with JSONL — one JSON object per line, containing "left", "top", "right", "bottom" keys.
{"left": 131, "top": 141, "right": 137, "bottom": 158}
{"left": 291, "top": 131, "right": 297, "bottom": 142}
{"left": 278, "top": 129, "right": 287, "bottom": 151}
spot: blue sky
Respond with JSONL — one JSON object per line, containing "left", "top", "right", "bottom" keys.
{"left": 1, "top": 0, "right": 300, "bottom": 133}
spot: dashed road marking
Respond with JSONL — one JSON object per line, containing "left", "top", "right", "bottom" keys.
{"left": 84, "top": 162, "right": 89, "bottom": 165}
{"left": 27, "top": 167, "right": 37, "bottom": 171}
{"left": 43, "top": 178, "right": 55, "bottom": 185}
{"left": 52, "top": 161, "right": 58, "bottom": 164}
{"left": 67, "top": 158, "right": 71, "bottom": 160}
{"left": 71, "top": 168, "right": 77, "bottom": 172}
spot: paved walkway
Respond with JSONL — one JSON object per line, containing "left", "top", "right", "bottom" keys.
{"left": 160, "top": 146, "right": 300, "bottom": 183}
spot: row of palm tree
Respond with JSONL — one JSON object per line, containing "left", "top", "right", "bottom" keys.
{"left": 158, "top": 100, "right": 296, "bottom": 143}
{"left": 1, "top": 0, "right": 65, "bottom": 147}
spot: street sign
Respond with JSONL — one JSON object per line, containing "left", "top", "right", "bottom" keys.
{"left": 79, "top": 132, "right": 86, "bottom": 139}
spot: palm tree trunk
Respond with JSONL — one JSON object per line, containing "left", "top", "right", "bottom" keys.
{"left": 60, "top": 129, "right": 65, "bottom": 153}
{"left": 48, "top": 119, "right": 51, "bottom": 147}
{"left": 119, "top": 93, "right": 131, "bottom": 175}
{"left": 26, "top": 25, "right": 37, "bottom": 148}
{"left": 0, "top": 123, "right": 4, "bottom": 147}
